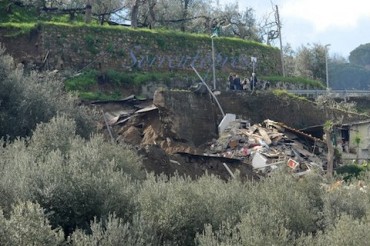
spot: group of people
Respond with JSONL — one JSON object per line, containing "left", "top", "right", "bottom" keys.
{"left": 228, "top": 73, "right": 258, "bottom": 91}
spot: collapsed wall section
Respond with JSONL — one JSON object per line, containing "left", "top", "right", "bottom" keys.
{"left": 153, "top": 89, "right": 218, "bottom": 147}
{"left": 153, "top": 90, "right": 370, "bottom": 146}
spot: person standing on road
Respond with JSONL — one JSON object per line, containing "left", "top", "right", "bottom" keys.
{"left": 234, "top": 74, "right": 242, "bottom": 90}
{"left": 242, "top": 77, "right": 249, "bottom": 90}
{"left": 228, "top": 73, "right": 234, "bottom": 90}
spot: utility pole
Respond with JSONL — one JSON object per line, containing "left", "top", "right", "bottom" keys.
{"left": 275, "top": 5, "right": 285, "bottom": 77}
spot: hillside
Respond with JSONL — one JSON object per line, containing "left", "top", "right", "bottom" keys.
{"left": 2, "top": 5, "right": 370, "bottom": 245}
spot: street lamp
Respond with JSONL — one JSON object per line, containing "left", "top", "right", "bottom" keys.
{"left": 251, "top": 56, "right": 257, "bottom": 73}
{"left": 325, "top": 44, "right": 331, "bottom": 91}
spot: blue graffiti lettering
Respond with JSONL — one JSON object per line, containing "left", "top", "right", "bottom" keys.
{"left": 128, "top": 47, "right": 256, "bottom": 71}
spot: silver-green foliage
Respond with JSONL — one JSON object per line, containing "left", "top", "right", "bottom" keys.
{"left": 0, "top": 115, "right": 144, "bottom": 236}
{"left": 71, "top": 214, "right": 159, "bottom": 246}
{"left": 0, "top": 44, "right": 97, "bottom": 140}
{"left": 196, "top": 172, "right": 324, "bottom": 246}
{"left": 322, "top": 185, "right": 369, "bottom": 227}
{"left": 137, "top": 174, "right": 252, "bottom": 245}
{"left": 0, "top": 201, "right": 64, "bottom": 246}
{"left": 3, "top": 112, "right": 370, "bottom": 244}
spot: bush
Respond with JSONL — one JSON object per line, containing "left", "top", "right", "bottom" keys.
{"left": 196, "top": 172, "right": 325, "bottom": 245}
{"left": 27, "top": 116, "right": 144, "bottom": 236}
{"left": 0, "top": 44, "right": 97, "bottom": 140}
{"left": 0, "top": 138, "right": 34, "bottom": 215}
{"left": 335, "top": 164, "right": 366, "bottom": 181}
{"left": 137, "top": 174, "right": 251, "bottom": 245}
{"left": 298, "top": 214, "right": 370, "bottom": 246}
{"left": 197, "top": 208, "right": 291, "bottom": 246}
{"left": 322, "top": 185, "right": 368, "bottom": 228}
{"left": 71, "top": 214, "right": 159, "bottom": 246}
{"left": 0, "top": 201, "right": 64, "bottom": 246}
{"left": 0, "top": 115, "right": 144, "bottom": 237}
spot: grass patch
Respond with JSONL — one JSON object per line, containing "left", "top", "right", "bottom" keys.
{"left": 64, "top": 69, "right": 188, "bottom": 101}
{"left": 272, "top": 89, "right": 309, "bottom": 101}
{"left": 79, "top": 91, "right": 122, "bottom": 101}
{"left": 65, "top": 70, "right": 99, "bottom": 91}
{"left": 0, "top": 22, "right": 40, "bottom": 37}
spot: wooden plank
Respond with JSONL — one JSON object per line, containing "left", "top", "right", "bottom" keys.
{"left": 257, "top": 127, "right": 272, "bottom": 145}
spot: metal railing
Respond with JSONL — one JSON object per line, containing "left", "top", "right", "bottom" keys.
{"left": 286, "top": 90, "right": 370, "bottom": 98}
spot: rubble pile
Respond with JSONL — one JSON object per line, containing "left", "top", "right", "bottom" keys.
{"left": 205, "top": 119, "right": 327, "bottom": 176}
{"left": 96, "top": 95, "right": 330, "bottom": 178}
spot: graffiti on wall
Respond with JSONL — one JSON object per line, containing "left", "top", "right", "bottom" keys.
{"left": 129, "top": 47, "right": 254, "bottom": 70}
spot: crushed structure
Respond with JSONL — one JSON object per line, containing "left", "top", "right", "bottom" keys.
{"left": 97, "top": 94, "right": 329, "bottom": 179}
{"left": 204, "top": 118, "right": 327, "bottom": 176}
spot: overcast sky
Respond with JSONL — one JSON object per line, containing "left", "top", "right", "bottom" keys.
{"left": 218, "top": 0, "right": 370, "bottom": 58}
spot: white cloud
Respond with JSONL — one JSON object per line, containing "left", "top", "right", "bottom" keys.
{"left": 281, "top": 0, "right": 370, "bottom": 32}
{"left": 218, "top": 0, "right": 370, "bottom": 56}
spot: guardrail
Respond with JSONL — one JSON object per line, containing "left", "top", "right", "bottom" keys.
{"left": 286, "top": 90, "right": 370, "bottom": 98}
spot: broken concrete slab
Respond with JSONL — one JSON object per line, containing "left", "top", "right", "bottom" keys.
{"left": 219, "top": 113, "right": 236, "bottom": 135}
{"left": 252, "top": 152, "right": 268, "bottom": 169}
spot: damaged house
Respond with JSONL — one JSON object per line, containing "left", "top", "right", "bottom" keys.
{"left": 303, "top": 119, "right": 370, "bottom": 162}
{"left": 340, "top": 120, "right": 370, "bottom": 160}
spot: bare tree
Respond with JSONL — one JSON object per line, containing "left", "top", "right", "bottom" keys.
{"left": 211, "top": 3, "right": 259, "bottom": 40}
{"left": 147, "top": 0, "right": 157, "bottom": 28}
{"left": 85, "top": 0, "right": 92, "bottom": 23}
{"left": 324, "top": 120, "right": 334, "bottom": 178}
{"left": 130, "top": 0, "right": 141, "bottom": 28}
{"left": 179, "top": 0, "right": 193, "bottom": 31}
{"left": 92, "top": 0, "right": 125, "bottom": 25}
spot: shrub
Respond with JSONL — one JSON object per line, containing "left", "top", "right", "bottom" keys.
{"left": 137, "top": 174, "right": 251, "bottom": 245}
{"left": 0, "top": 115, "right": 144, "bottom": 237}
{"left": 196, "top": 172, "right": 326, "bottom": 245}
{"left": 0, "top": 138, "right": 34, "bottom": 215}
{"left": 71, "top": 214, "right": 160, "bottom": 246}
{"left": 196, "top": 208, "right": 291, "bottom": 246}
{"left": 0, "top": 201, "right": 64, "bottom": 246}
{"left": 322, "top": 184, "right": 368, "bottom": 227}
{"left": 247, "top": 172, "right": 322, "bottom": 235}
{"left": 26, "top": 117, "right": 144, "bottom": 236}
{"left": 335, "top": 164, "right": 366, "bottom": 181}
{"left": 298, "top": 214, "right": 370, "bottom": 246}
{"left": 0, "top": 44, "right": 97, "bottom": 140}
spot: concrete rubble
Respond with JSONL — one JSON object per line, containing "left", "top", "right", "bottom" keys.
{"left": 204, "top": 119, "right": 327, "bottom": 176}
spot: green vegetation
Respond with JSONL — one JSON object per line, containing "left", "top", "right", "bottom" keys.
{"left": 0, "top": 1, "right": 38, "bottom": 23}
{"left": 272, "top": 89, "right": 310, "bottom": 101}
{"left": 0, "top": 45, "right": 96, "bottom": 139}
{"left": 262, "top": 75, "right": 325, "bottom": 89}
{"left": 0, "top": 22, "right": 40, "bottom": 38}
{"left": 65, "top": 69, "right": 185, "bottom": 100}
{"left": 65, "top": 70, "right": 99, "bottom": 91}
{"left": 329, "top": 62, "right": 370, "bottom": 90}
{"left": 336, "top": 164, "right": 368, "bottom": 181}
{"left": 4, "top": 5, "right": 370, "bottom": 245}
{"left": 2, "top": 47, "right": 370, "bottom": 245}
{"left": 3, "top": 133, "right": 370, "bottom": 246}
{"left": 349, "top": 43, "right": 370, "bottom": 67}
